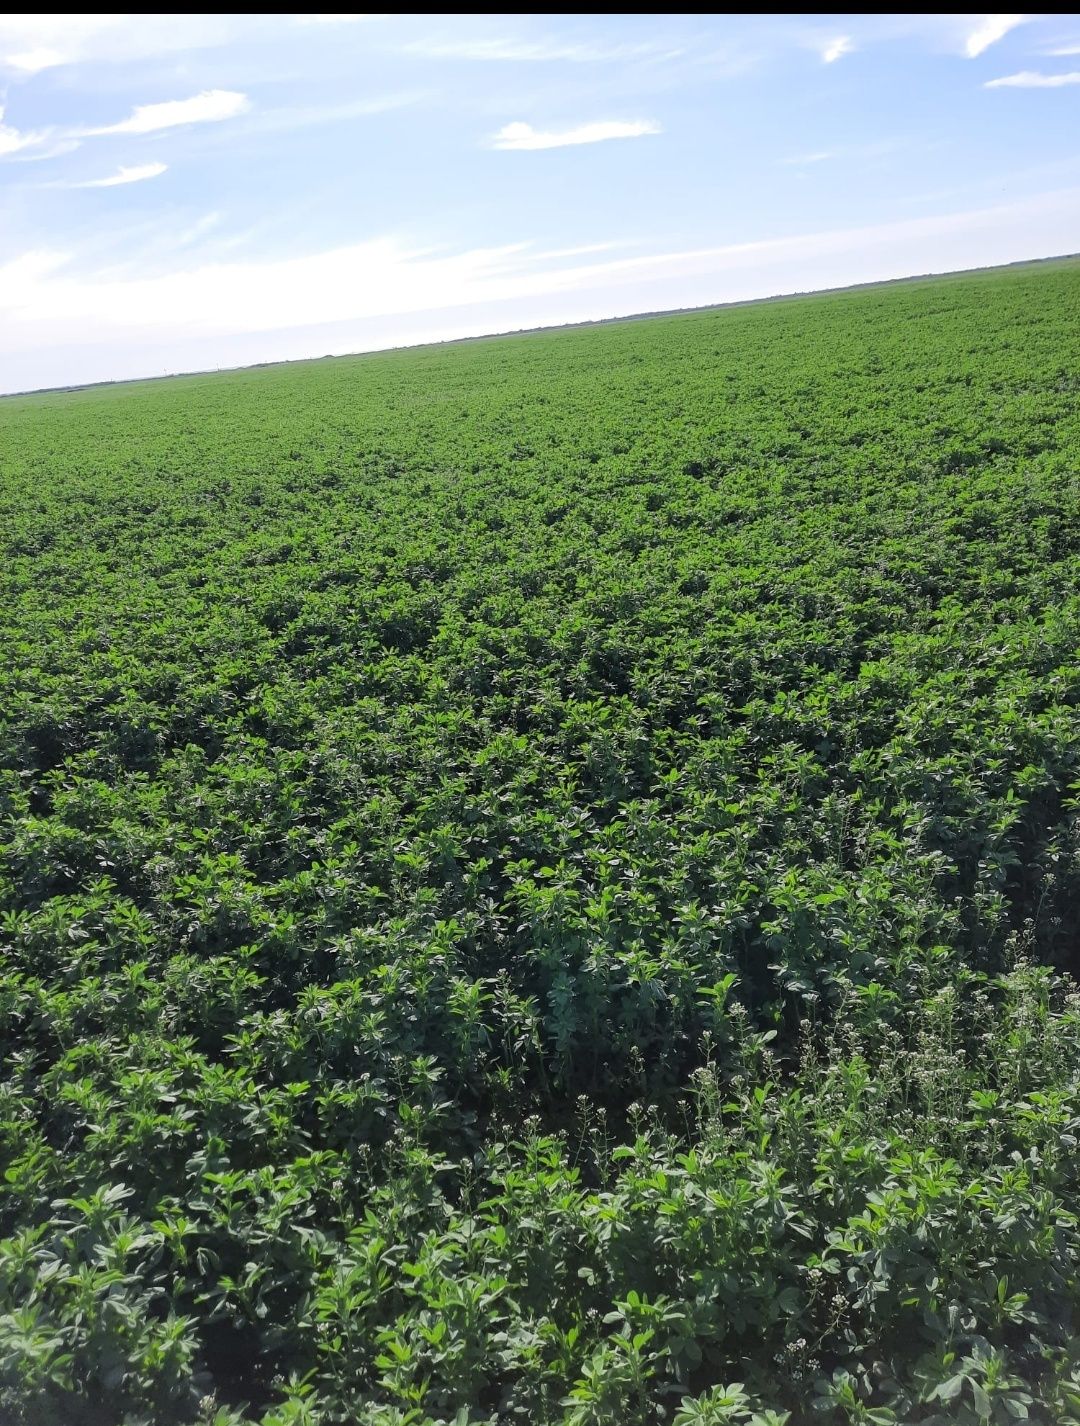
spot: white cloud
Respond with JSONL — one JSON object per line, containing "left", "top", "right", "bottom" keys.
{"left": 0, "top": 250, "right": 71, "bottom": 300}
{"left": 492, "top": 119, "right": 661, "bottom": 151}
{"left": 4, "top": 186, "right": 1080, "bottom": 392}
{"left": 6, "top": 45, "right": 66, "bottom": 73}
{"left": 827, "top": 14, "right": 1030, "bottom": 61}
{"left": 780, "top": 137, "right": 914, "bottom": 168}
{"left": 0, "top": 15, "right": 281, "bottom": 76}
{"left": 8, "top": 138, "right": 82, "bottom": 163}
{"left": 0, "top": 15, "right": 124, "bottom": 72}
{"left": 406, "top": 36, "right": 678, "bottom": 64}
{"left": 295, "top": 13, "right": 383, "bottom": 23}
{"left": 2, "top": 89, "right": 248, "bottom": 165}
{"left": 965, "top": 14, "right": 1027, "bottom": 58}
{"left": 0, "top": 105, "right": 48, "bottom": 157}
{"left": 4, "top": 188, "right": 1078, "bottom": 346}
{"left": 985, "top": 69, "right": 1080, "bottom": 87}
{"left": 249, "top": 91, "right": 423, "bottom": 136}
{"left": 1044, "top": 44, "right": 1080, "bottom": 56}
{"left": 71, "top": 162, "right": 168, "bottom": 188}
{"left": 521, "top": 242, "right": 628, "bottom": 262}
{"left": 820, "top": 35, "right": 854, "bottom": 64}
{"left": 83, "top": 90, "right": 250, "bottom": 137}
{"left": 172, "top": 213, "right": 222, "bottom": 247}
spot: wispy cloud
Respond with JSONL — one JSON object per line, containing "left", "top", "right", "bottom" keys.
{"left": 780, "top": 137, "right": 914, "bottom": 168}
{"left": 522, "top": 242, "right": 629, "bottom": 262}
{"left": 986, "top": 69, "right": 1080, "bottom": 87}
{"left": 965, "top": 14, "right": 1028, "bottom": 58}
{"left": 820, "top": 35, "right": 854, "bottom": 64}
{"left": 249, "top": 91, "right": 423, "bottom": 136}
{"left": 173, "top": 213, "right": 222, "bottom": 247}
{"left": 406, "top": 35, "right": 679, "bottom": 64}
{"left": 0, "top": 106, "right": 48, "bottom": 158}
{"left": 0, "top": 15, "right": 124, "bottom": 73}
{"left": 1044, "top": 44, "right": 1080, "bottom": 56}
{"left": 782, "top": 150, "right": 836, "bottom": 166}
{"left": 70, "top": 162, "right": 168, "bottom": 189}
{"left": 83, "top": 90, "right": 250, "bottom": 138}
{"left": 4, "top": 189, "right": 1079, "bottom": 350}
{"left": 7, "top": 139, "right": 82, "bottom": 163}
{"left": 2, "top": 90, "right": 248, "bottom": 167}
{"left": 492, "top": 119, "right": 661, "bottom": 151}
{"left": 295, "top": 13, "right": 384, "bottom": 23}
{"left": 5, "top": 45, "right": 65, "bottom": 73}
{"left": 0, "top": 15, "right": 241, "bottom": 75}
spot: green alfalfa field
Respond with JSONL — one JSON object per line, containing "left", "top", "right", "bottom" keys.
{"left": 2, "top": 257, "right": 1080, "bottom": 1425}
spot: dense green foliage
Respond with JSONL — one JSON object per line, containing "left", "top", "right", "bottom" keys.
{"left": 2, "top": 259, "right": 1080, "bottom": 1425}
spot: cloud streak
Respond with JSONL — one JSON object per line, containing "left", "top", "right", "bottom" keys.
{"left": 0, "top": 106, "right": 48, "bottom": 157}
{"left": 83, "top": 90, "right": 250, "bottom": 137}
{"left": 0, "top": 15, "right": 124, "bottom": 73}
{"left": 4, "top": 188, "right": 1079, "bottom": 344}
{"left": 406, "top": 36, "right": 679, "bottom": 64}
{"left": 780, "top": 137, "right": 916, "bottom": 168}
{"left": 985, "top": 69, "right": 1080, "bottom": 87}
{"left": 247, "top": 91, "right": 423, "bottom": 136}
{"left": 0, "top": 14, "right": 244, "bottom": 75}
{"left": 1, "top": 88, "right": 249, "bottom": 166}
{"left": 295, "top": 13, "right": 385, "bottom": 23}
{"left": 965, "top": 14, "right": 1028, "bottom": 58}
{"left": 6, "top": 45, "right": 65, "bottom": 73}
{"left": 492, "top": 119, "right": 661, "bottom": 151}
{"left": 820, "top": 35, "right": 854, "bottom": 64}
{"left": 70, "top": 162, "right": 168, "bottom": 188}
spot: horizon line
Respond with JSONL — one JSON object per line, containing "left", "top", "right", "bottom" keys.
{"left": 4, "top": 248, "right": 1078, "bottom": 402}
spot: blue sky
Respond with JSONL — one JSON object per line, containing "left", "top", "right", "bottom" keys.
{"left": 1, "top": 12, "right": 1079, "bottom": 392}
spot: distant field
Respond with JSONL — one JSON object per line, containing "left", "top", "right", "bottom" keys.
{"left": 3, "top": 259, "right": 1080, "bottom": 1424}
